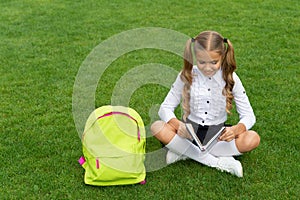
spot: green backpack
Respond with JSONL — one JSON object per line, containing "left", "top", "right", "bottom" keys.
{"left": 78, "top": 105, "right": 146, "bottom": 186}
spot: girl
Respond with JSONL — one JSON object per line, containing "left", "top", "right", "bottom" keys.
{"left": 150, "top": 31, "right": 260, "bottom": 177}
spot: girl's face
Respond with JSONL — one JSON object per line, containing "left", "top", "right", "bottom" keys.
{"left": 195, "top": 50, "right": 222, "bottom": 77}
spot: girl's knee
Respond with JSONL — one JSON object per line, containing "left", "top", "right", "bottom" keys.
{"left": 237, "top": 130, "right": 260, "bottom": 153}
{"left": 245, "top": 131, "right": 260, "bottom": 150}
{"left": 150, "top": 120, "right": 166, "bottom": 136}
{"left": 251, "top": 131, "right": 260, "bottom": 147}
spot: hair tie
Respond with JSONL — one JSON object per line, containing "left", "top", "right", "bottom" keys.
{"left": 191, "top": 38, "right": 195, "bottom": 42}
{"left": 223, "top": 38, "right": 228, "bottom": 43}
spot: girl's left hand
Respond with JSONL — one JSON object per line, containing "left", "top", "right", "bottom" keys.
{"left": 219, "top": 127, "right": 236, "bottom": 142}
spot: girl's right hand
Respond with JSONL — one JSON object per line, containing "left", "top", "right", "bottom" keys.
{"left": 177, "top": 121, "right": 193, "bottom": 140}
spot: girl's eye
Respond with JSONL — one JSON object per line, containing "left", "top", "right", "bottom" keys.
{"left": 211, "top": 61, "right": 218, "bottom": 65}
{"left": 198, "top": 61, "right": 205, "bottom": 64}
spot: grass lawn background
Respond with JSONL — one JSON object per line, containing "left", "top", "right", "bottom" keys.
{"left": 0, "top": 0, "right": 299, "bottom": 199}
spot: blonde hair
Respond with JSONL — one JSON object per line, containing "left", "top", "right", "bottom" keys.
{"left": 181, "top": 31, "right": 236, "bottom": 120}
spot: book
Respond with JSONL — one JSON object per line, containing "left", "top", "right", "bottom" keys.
{"left": 185, "top": 123, "right": 225, "bottom": 151}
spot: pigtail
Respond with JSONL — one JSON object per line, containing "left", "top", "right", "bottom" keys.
{"left": 222, "top": 39, "right": 236, "bottom": 114}
{"left": 180, "top": 38, "right": 194, "bottom": 120}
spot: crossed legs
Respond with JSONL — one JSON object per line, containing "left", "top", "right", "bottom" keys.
{"left": 150, "top": 120, "right": 260, "bottom": 155}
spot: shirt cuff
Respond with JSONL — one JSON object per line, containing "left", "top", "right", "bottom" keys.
{"left": 238, "top": 116, "right": 256, "bottom": 130}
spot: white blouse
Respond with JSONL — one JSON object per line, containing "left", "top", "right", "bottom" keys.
{"left": 158, "top": 66, "right": 256, "bottom": 130}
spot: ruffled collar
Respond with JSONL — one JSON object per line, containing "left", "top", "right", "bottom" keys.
{"left": 192, "top": 65, "right": 224, "bottom": 86}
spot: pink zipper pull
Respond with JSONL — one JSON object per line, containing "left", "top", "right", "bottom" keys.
{"left": 96, "top": 158, "right": 100, "bottom": 169}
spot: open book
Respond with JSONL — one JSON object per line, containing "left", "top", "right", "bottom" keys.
{"left": 185, "top": 123, "right": 225, "bottom": 151}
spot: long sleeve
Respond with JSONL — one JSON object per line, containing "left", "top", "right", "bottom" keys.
{"left": 158, "top": 73, "right": 184, "bottom": 122}
{"left": 232, "top": 73, "right": 256, "bottom": 130}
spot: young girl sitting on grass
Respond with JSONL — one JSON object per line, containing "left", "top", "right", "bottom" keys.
{"left": 151, "top": 31, "right": 260, "bottom": 177}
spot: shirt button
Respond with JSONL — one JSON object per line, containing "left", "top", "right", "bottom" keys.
{"left": 205, "top": 112, "right": 208, "bottom": 114}
{"left": 207, "top": 101, "right": 210, "bottom": 103}
{"left": 202, "top": 120, "right": 205, "bottom": 123}
{"left": 208, "top": 88, "right": 210, "bottom": 91}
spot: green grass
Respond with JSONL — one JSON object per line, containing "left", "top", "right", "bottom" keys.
{"left": 1, "top": 0, "right": 299, "bottom": 199}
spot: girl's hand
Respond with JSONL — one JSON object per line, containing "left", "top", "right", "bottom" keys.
{"left": 177, "top": 121, "right": 193, "bottom": 140}
{"left": 219, "top": 127, "right": 236, "bottom": 142}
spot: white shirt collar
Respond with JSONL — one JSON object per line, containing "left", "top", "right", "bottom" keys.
{"left": 211, "top": 68, "right": 224, "bottom": 87}
{"left": 193, "top": 66, "right": 224, "bottom": 87}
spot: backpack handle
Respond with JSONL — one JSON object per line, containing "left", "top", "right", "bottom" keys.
{"left": 98, "top": 112, "right": 141, "bottom": 142}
